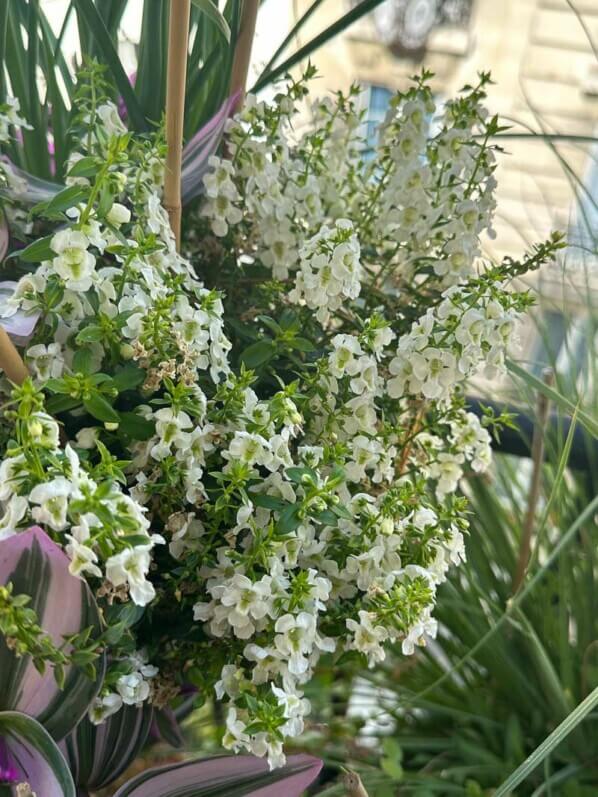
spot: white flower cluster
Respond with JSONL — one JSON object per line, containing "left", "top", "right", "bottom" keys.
{"left": 0, "top": 72, "right": 556, "bottom": 769}
{"left": 387, "top": 284, "right": 519, "bottom": 402}
{"left": 288, "top": 219, "right": 362, "bottom": 325}
{"left": 0, "top": 405, "right": 162, "bottom": 605}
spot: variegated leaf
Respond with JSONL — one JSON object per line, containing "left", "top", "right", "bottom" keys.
{"left": 113, "top": 753, "right": 323, "bottom": 797}
{"left": 181, "top": 92, "right": 240, "bottom": 204}
{"left": 0, "top": 711, "right": 75, "bottom": 797}
{"left": 0, "top": 527, "right": 106, "bottom": 740}
{"left": 60, "top": 703, "right": 153, "bottom": 791}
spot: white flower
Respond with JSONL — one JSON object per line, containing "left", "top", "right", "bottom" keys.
{"left": 0, "top": 455, "right": 27, "bottom": 501}
{"left": 116, "top": 672, "right": 150, "bottom": 706}
{"left": 65, "top": 535, "right": 102, "bottom": 579}
{"left": 346, "top": 610, "right": 388, "bottom": 666}
{"left": 89, "top": 693, "right": 123, "bottom": 724}
{"left": 105, "top": 546, "right": 155, "bottom": 606}
{"left": 0, "top": 495, "right": 29, "bottom": 540}
{"left": 273, "top": 612, "right": 317, "bottom": 676}
{"left": 212, "top": 573, "right": 274, "bottom": 639}
{"left": 50, "top": 229, "right": 96, "bottom": 291}
{"left": 29, "top": 477, "right": 72, "bottom": 530}
{"left": 26, "top": 342, "right": 65, "bottom": 382}
{"left": 96, "top": 102, "right": 127, "bottom": 136}
{"left": 222, "top": 707, "right": 249, "bottom": 751}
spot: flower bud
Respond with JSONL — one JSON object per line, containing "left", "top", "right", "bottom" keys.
{"left": 106, "top": 202, "right": 131, "bottom": 226}
{"left": 104, "top": 421, "right": 119, "bottom": 431}
{"left": 28, "top": 419, "right": 43, "bottom": 438}
{"left": 380, "top": 517, "right": 394, "bottom": 536}
{"left": 120, "top": 343, "right": 135, "bottom": 360}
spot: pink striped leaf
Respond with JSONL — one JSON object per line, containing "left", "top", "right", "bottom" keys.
{"left": 60, "top": 703, "right": 153, "bottom": 791}
{"left": 0, "top": 527, "right": 106, "bottom": 741}
{"left": 113, "top": 753, "right": 323, "bottom": 797}
{"left": 0, "top": 211, "right": 8, "bottom": 261}
{"left": 0, "top": 711, "right": 76, "bottom": 797}
{"left": 181, "top": 91, "right": 240, "bottom": 204}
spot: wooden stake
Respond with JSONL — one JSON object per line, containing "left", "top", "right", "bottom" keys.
{"left": 164, "top": 0, "right": 191, "bottom": 251}
{"left": 230, "top": 0, "right": 259, "bottom": 110}
{"left": 0, "top": 326, "right": 28, "bottom": 385}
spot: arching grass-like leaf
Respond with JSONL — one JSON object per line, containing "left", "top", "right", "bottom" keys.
{"left": 0, "top": 527, "right": 106, "bottom": 741}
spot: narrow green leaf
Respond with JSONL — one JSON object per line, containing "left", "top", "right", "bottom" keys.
{"left": 73, "top": 0, "right": 147, "bottom": 131}
{"left": 495, "top": 686, "right": 598, "bottom": 795}
{"left": 507, "top": 360, "right": 598, "bottom": 438}
{"left": 257, "top": 0, "right": 325, "bottom": 81}
{"left": 190, "top": 0, "right": 231, "bottom": 42}
{"left": 251, "top": 0, "right": 388, "bottom": 92}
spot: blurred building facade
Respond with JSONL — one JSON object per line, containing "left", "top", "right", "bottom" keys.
{"left": 254, "top": 0, "right": 598, "bottom": 388}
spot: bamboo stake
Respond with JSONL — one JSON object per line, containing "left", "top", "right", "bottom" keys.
{"left": 0, "top": 326, "right": 28, "bottom": 385}
{"left": 164, "top": 0, "right": 191, "bottom": 251}
{"left": 230, "top": 0, "right": 259, "bottom": 110}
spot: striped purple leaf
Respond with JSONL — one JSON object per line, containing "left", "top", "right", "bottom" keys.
{"left": 181, "top": 91, "right": 240, "bottom": 204}
{"left": 0, "top": 711, "right": 76, "bottom": 797}
{"left": 0, "top": 527, "right": 106, "bottom": 741}
{"left": 60, "top": 703, "right": 153, "bottom": 792}
{"left": 0, "top": 158, "right": 61, "bottom": 204}
{"left": 0, "top": 212, "right": 8, "bottom": 261}
{"left": 113, "top": 753, "right": 323, "bottom": 797}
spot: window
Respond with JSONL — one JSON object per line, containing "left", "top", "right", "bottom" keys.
{"left": 568, "top": 143, "right": 598, "bottom": 256}
{"left": 363, "top": 85, "right": 394, "bottom": 158}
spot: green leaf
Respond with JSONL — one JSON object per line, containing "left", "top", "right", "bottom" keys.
{"left": 72, "top": 347, "right": 94, "bottom": 375}
{"left": 118, "top": 411, "right": 155, "bottom": 441}
{"left": 32, "top": 184, "right": 88, "bottom": 216}
{"left": 76, "top": 324, "right": 104, "bottom": 344}
{"left": 113, "top": 364, "right": 146, "bottom": 392}
{"left": 190, "top": 0, "right": 231, "bottom": 42}
{"left": 45, "top": 377, "right": 70, "bottom": 394}
{"left": 45, "top": 394, "right": 81, "bottom": 414}
{"left": 240, "top": 339, "right": 276, "bottom": 368}
{"left": 250, "top": 493, "right": 286, "bottom": 511}
{"left": 291, "top": 337, "right": 316, "bottom": 352}
{"left": 0, "top": 711, "right": 76, "bottom": 797}
{"left": 67, "top": 154, "right": 100, "bottom": 178}
{"left": 83, "top": 394, "right": 120, "bottom": 423}
{"left": 276, "top": 503, "right": 302, "bottom": 535}
{"left": 285, "top": 466, "right": 316, "bottom": 484}
{"left": 19, "top": 234, "right": 55, "bottom": 263}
